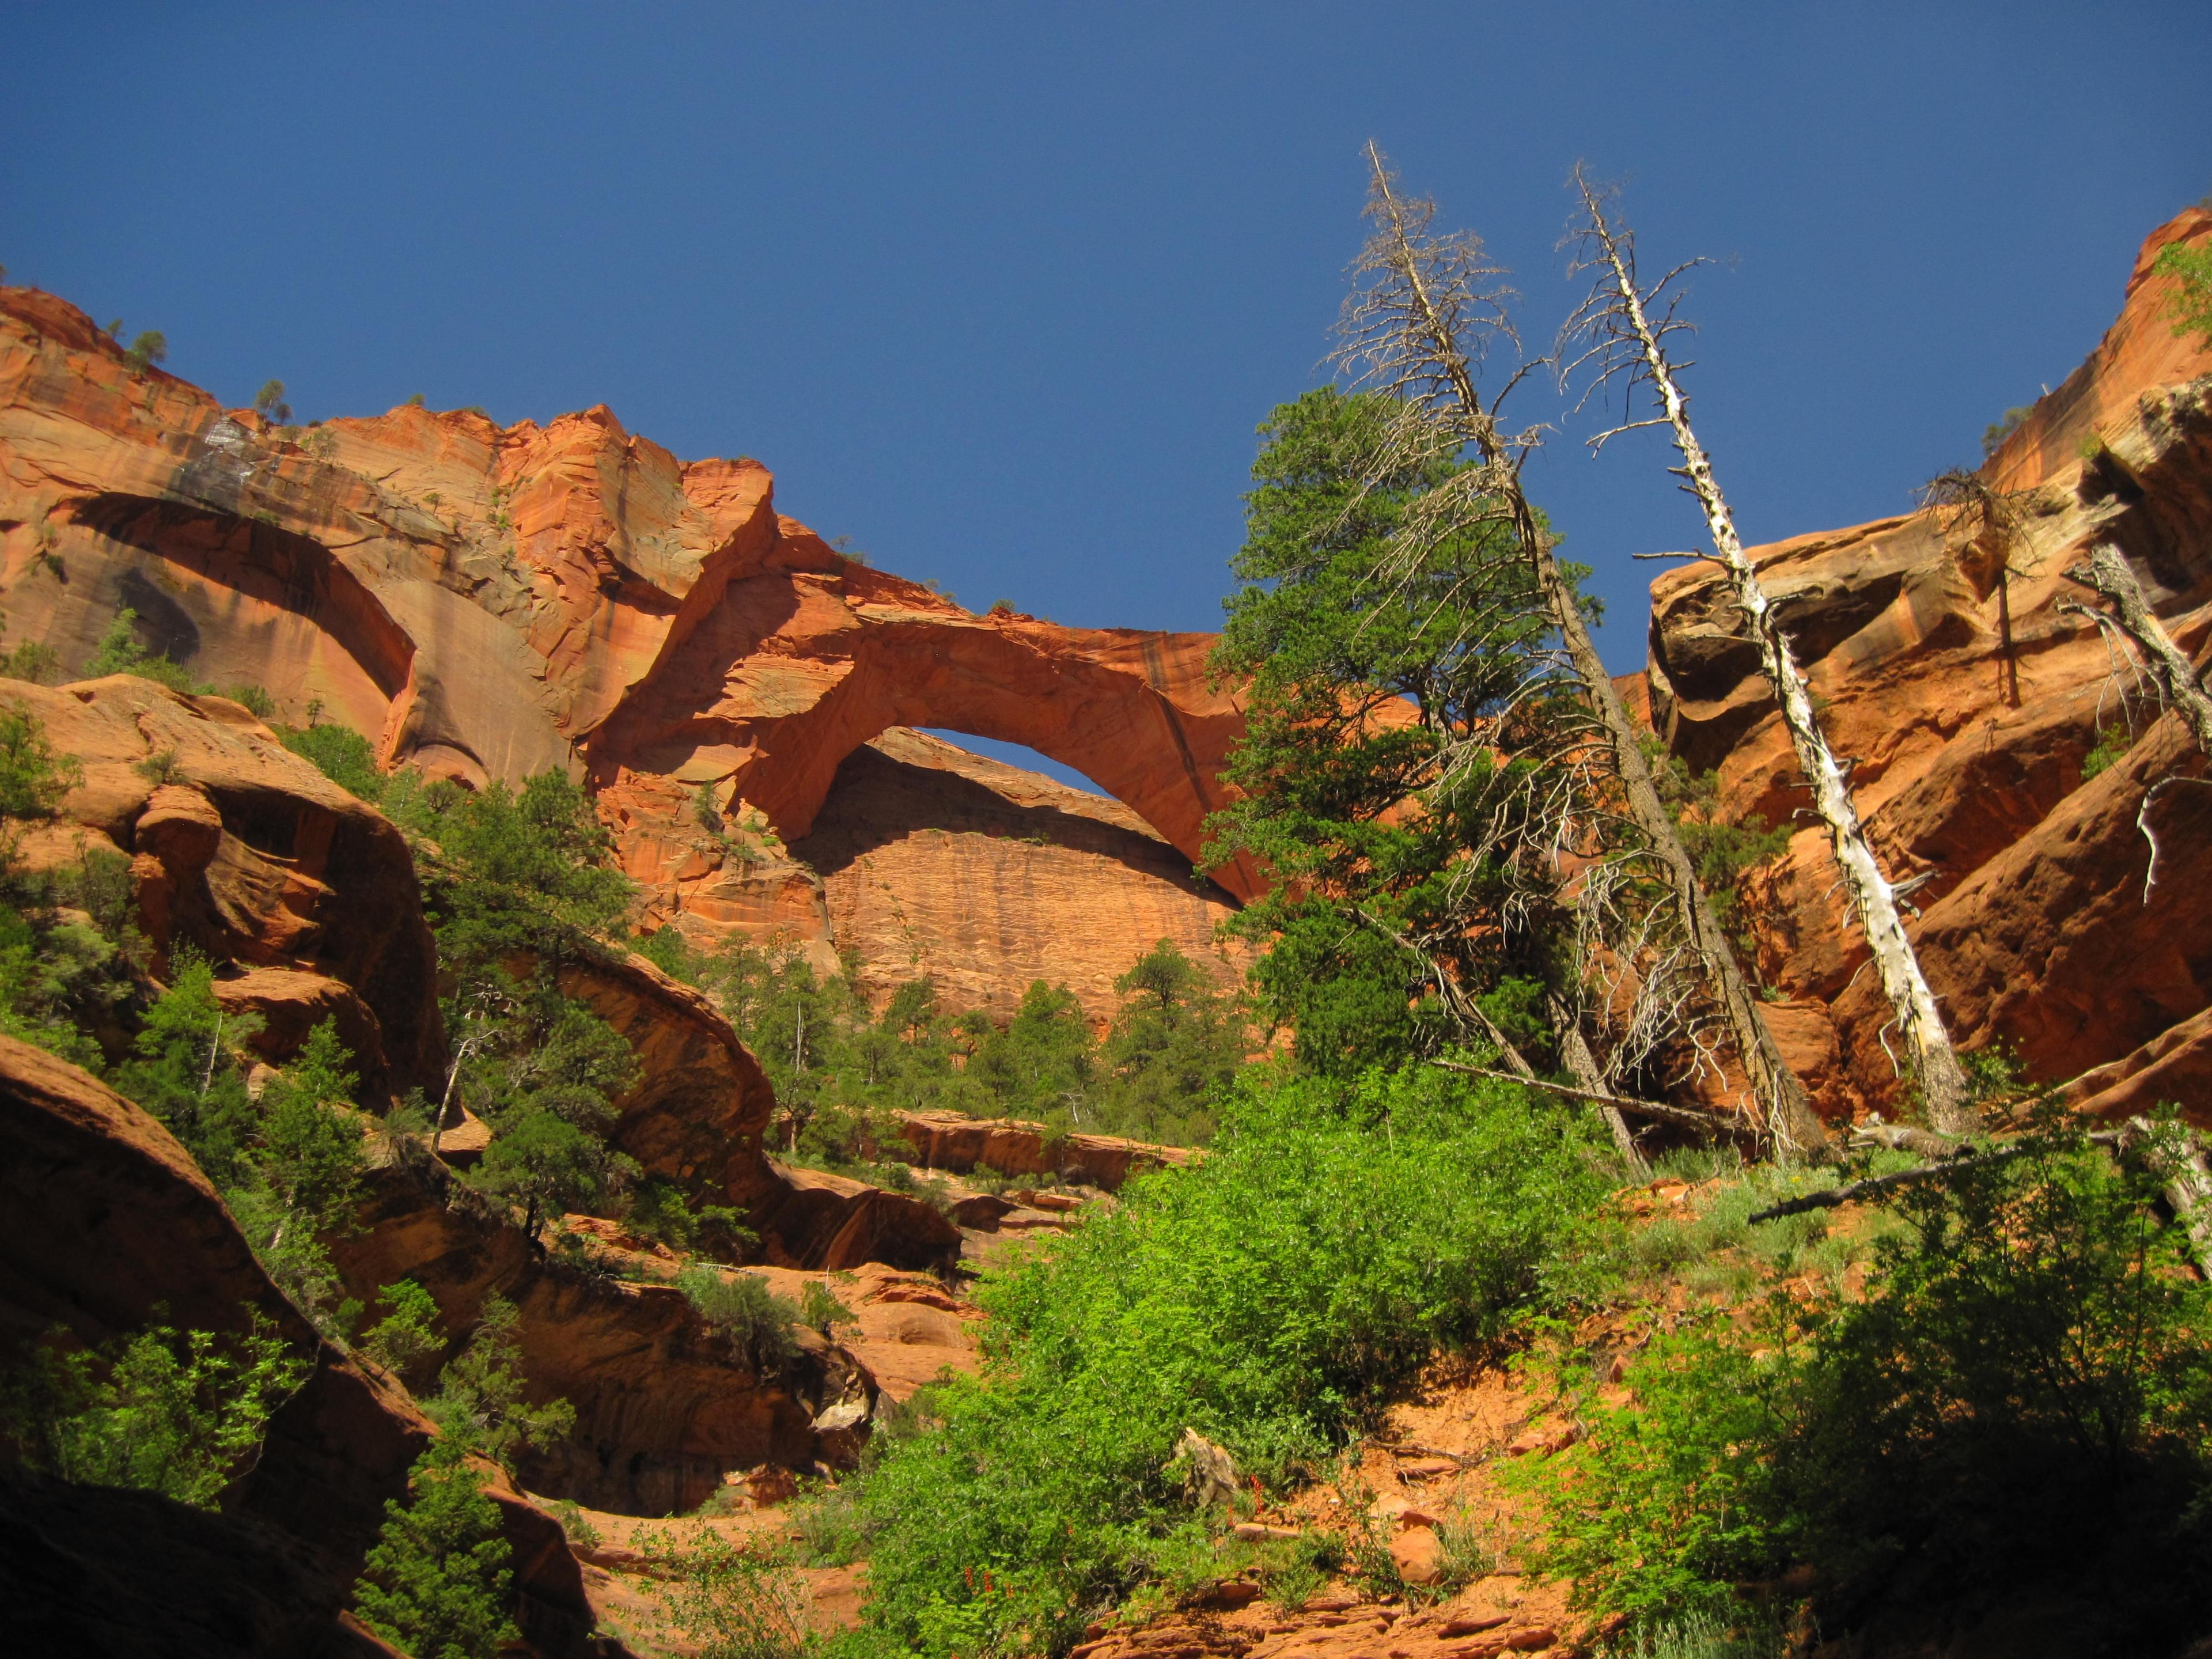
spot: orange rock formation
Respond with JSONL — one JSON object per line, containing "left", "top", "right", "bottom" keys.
{"left": 1643, "top": 206, "right": 2212, "bottom": 1119}
{"left": 0, "top": 293, "right": 1253, "bottom": 1025}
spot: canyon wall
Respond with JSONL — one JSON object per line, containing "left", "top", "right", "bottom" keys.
{"left": 1645, "top": 206, "right": 2212, "bottom": 1119}
{"left": 0, "top": 293, "right": 1247, "bottom": 1027}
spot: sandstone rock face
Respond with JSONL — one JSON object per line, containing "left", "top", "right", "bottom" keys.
{"left": 897, "top": 1109, "right": 1196, "bottom": 1191}
{"left": 792, "top": 727, "right": 1246, "bottom": 1025}
{"left": 0, "top": 1033, "right": 601, "bottom": 1656}
{"left": 0, "top": 673, "right": 443, "bottom": 1102}
{"left": 334, "top": 1160, "right": 846, "bottom": 1516}
{"left": 0, "top": 292, "right": 1255, "bottom": 1025}
{"left": 1643, "top": 207, "right": 2212, "bottom": 1119}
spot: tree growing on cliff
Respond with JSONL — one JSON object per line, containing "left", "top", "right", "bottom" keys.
{"left": 1560, "top": 166, "right": 1973, "bottom": 1137}
{"left": 1325, "top": 146, "right": 1827, "bottom": 1158}
{"left": 424, "top": 1296, "right": 574, "bottom": 1471}
{"left": 0, "top": 1317, "right": 307, "bottom": 1509}
{"left": 352, "top": 1439, "right": 519, "bottom": 1659}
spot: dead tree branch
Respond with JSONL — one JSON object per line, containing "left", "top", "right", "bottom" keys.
{"left": 1561, "top": 165, "right": 1974, "bottom": 1139}
{"left": 2066, "top": 540, "right": 2212, "bottom": 756}
{"left": 1342, "top": 142, "right": 1827, "bottom": 1161}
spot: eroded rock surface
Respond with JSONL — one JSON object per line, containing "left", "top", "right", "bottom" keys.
{"left": 0, "top": 290, "right": 1256, "bottom": 1028}
{"left": 0, "top": 1032, "right": 602, "bottom": 1656}
{"left": 1643, "top": 206, "right": 2212, "bottom": 1118}
{"left": 0, "top": 674, "right": 444, "bottom": 1101}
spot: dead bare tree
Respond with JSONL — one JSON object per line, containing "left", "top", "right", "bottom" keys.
{"left": 1561, "top": 165, "right": 1976, "bottom": 1138}
{"left": 1340, "top": 142, "right": 1829, "bottom": 1160}
{"left": 1921, "top": 469, "right": 2038, "bottom": 709}
{"left": 2066, "top": 541, "right": 2212, "bottom": 755}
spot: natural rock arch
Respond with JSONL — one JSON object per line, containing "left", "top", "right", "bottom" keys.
{"left": 583, "top": 548, "right": 1261, "bottom": 899}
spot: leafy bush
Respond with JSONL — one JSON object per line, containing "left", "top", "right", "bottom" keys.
{"left": 277, "top": 718, "right": 385, "bottom": 801}
{"left": 360, "top": 1278, "right": 446, "bottom": 1387}
{"left": 0, "top": 1317, "right": 306, "bottom": 1508}
{"left": 2082, "top": 719, "right": 2137, "bottom": 780}
{"left": 82, "top": 608, "right": 206, "bottom": 694}
{"left": 425, "top": 1296, "right": 574, "bottom": 1471}
{"left": 1516, "top": 1122, "right": 2212, "bottom": 1648}
{"left": 634, "top": 1527, "right": 817, "bottom": 1659}
{"left": 679, "top": 1266, "right": 801, "bottom": 1375}
{"left": 353, "top": 1439, "right": 518, "bottom": 1659}
{"left": 2153, "top": 237, "right": 2212, "bottom": 349}
{"left": 841, "top": 1065, "right": 1610, "bottom": 1657}
{"left": 800, "top": 1279, "right": 858, "bottom": 1339}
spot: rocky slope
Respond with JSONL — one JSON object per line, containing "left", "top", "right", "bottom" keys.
{"left": 0, "top": 1032, "right": 604, "bottom": 1656}
{"left": 1644, "top": 204, "right": 2212, "bottom": 1120}
{"left": 0, "top": 301, "right": 1251, "bottom": 1025}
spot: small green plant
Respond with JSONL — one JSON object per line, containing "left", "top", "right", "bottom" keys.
{"left": 678, "top": 1266, "right": 800, "bottom": 1374}
{"left": 224, "top": 683, "right": 277, "bottom": 718}
{"left": 545, "top": 1497, "right": 602, "bottom": 1553}
{"left": 633, "top": 1527, "right": 817, "bottom": 1658}
{"left": 134, "top": 747, "right": 182, "bottom": 786}
{"left": 2082, "top": 720, "right": 2135, "bottom": 780}
{"left": 1257, "top": 1528, "right": 1343, "bottom": 1612}
{"left": 276, "top": 717, "right": 385, "bottom": 801}
{"left": 2077, "top": 430, "right": 2110, "bottom": 463}
{"left": 0, "top": 1317, "right": 307, "bottom": 1509}
{"left": 425, "top": 1297, "right": 575, "bottom": 1472}
{"left": 123, "top": 329, "right": 168, "bottom": 374}
{"left": 798, "top": 1279, "right": 858, "bottom": 1340}
{"left": 352, "top": 1438, "right": 520, "bottom": 1659}
{"left": 253, "top": 380, "right": 293, "bottom": 425}
{"left": 2152, "top": 238, "right": 2212, "bottom": 349}
{"left": 359, "top": 1278, "right": 446, "bottom": 1387}
{"left": 988, "top": 598, "right": 1016, "bottom": 616}
{"left": 83, "top": 608, "right": 206, "bottom": 694}
{"left": 0, "top": 703, "right": 82, "bottom": 819}
{"left": 403, "top": 392, "right": 427, "bottom": 408}
{"left": 1982, "top": 403, "right": 2035, "bottom": 459}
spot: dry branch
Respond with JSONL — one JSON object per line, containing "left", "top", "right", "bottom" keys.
{"left": 1562, "top": 166, "right": 1974, "bottom": 1138}
{"left": 2066, "top": 540, "right": 2212, "bottom": 756}
{"left": 1343, "top": 143, "right": 1827, "bottom": 1161}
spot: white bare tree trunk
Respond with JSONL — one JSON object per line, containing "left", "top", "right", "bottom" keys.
{"left": 2072, "top": 540, "right": 2212, "bottom": 754}
{"left": 1353, "top": 150, "right": 1828, "bottom": 1160}
{"left": 1570, "top": 177, "right": 1975, "bottom": 1137}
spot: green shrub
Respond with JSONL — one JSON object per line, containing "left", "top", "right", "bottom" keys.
{"left": 361, "top": 1278, "right": 446, "bottom": 1387}
{"left": 2082, "top": 720, "right": 2135, "bottom": 780}
{"left": 800, "top": 1279, "right": 858, "bottom": 1339}
{"left": 276, "top": 717, "right": 385, "bottom": 801}
{"left": 2153, "top": 238, "right": 2212, "bottom": 349}
{"left": 679, "top": 1266, "right": 801, "bottom": 1374}
{"left": 626, "top": 1174, "right": 757, "bottom": 1262}
{"left": 634, "top": 1527, "right": 817, "bottom": 1658}
{"left": 0, "top": 1317, "right": 307, "bottom": 1508}
{"left": 1515, "top": 1121, "right": 2212, "bottom": 1647}
{"left": 83, "top": 609, "right": 206, "bottom": 693}
{"left": 425, "top": 1296, "right": 574, "bottom": 1471}
{"left": 353, "top": 1439, "right": 518, "bottom": 1659}
{"left": 224, "top": 683, "right": 277, "bottom": 718}
{"left": 842, "top": 1065, "right": 1609, "bottom": 1657}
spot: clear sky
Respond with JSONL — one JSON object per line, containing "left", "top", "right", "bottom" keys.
{"left": 5, "top": 3, "right": 2208, "bottom": 789}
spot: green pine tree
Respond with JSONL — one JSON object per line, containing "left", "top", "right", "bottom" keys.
{"left": 352, "top": 1439, "right": 518, "bottom": 1659}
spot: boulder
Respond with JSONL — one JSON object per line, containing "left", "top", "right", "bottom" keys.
{"left": 0, "top": 674, "right": 442, "bottom": 1103}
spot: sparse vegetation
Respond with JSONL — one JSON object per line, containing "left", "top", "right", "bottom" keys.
{"left": 0, "top": 1317, "right": 307, "bottom": 1509}
{"left": 2153, "top": 237, "right": 2212, "bottom": 349}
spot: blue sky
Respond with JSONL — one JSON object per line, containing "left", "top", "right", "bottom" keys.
{"left": 5, "top": 3, "right": 2207, "bottom": 790}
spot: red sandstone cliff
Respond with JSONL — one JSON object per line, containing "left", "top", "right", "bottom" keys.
{"left": 1643, "top": 206, "right": 2212, "bottom": 1120}
{"left": 0, "top": 304, "right": 1253, "bottom": 1025}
